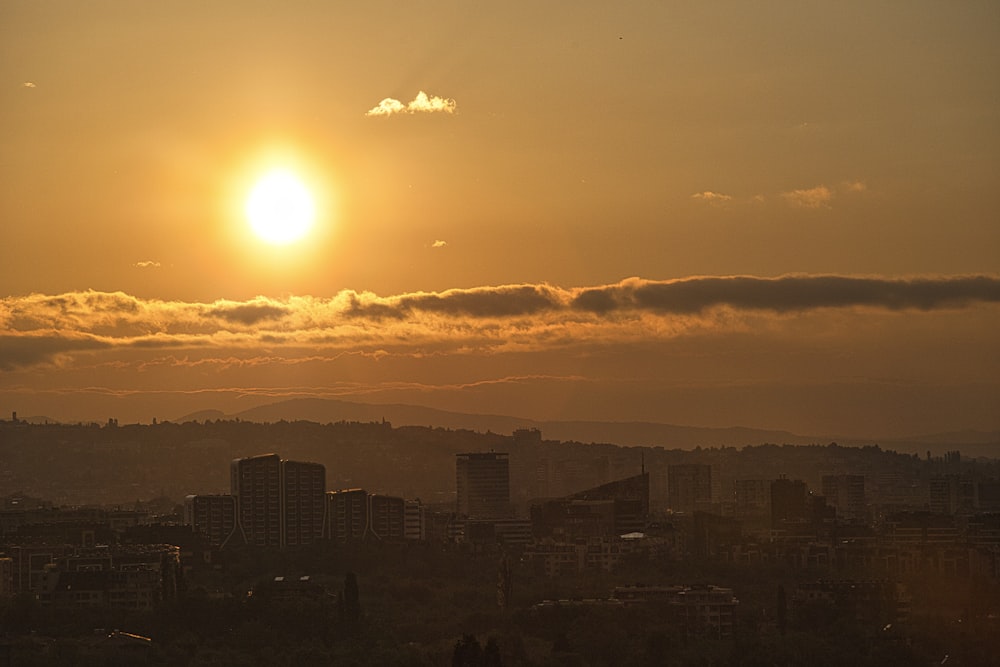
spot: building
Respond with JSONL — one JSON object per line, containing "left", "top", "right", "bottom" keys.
{"left": 821, "top": 475, "right": 867, "bottom": 523}
{"left": 733, "top": 479, "right": 770, "bottom": 518}
{"left": 184, "top": 494, "right": 238, "bottom": 548}
{"left": 368, "top": 494, "right": 405, "bottom": 540}
{"left": 612, "top": 584, "right": 739, "bottom": 638}
{"left": 230, "top": 454, "right": 327, "bottom": 548}
{"left": 404, "top": 499, "right": 425, "bottom": 541}
{"left": 231, "top": 454, "right": 282, "bottom": 547}
{"left": 456, "top": 452, "right": 510, "bottom": 519}
{"left": 668, "top": 464, "right": 713, "bottom": 513}
{"left": 531, "top": 473, "right": 650, "bottom": 540}
{"left": 281, "top": 460, "right": 326, "bottom": 547}
{"left": 770, "top": 477, "right": 809, "bottom": 529}
{"left": 327, "top": 489, "right": 369, "bottom": 542}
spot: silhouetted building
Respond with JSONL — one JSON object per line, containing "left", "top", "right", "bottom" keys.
{"left": 668, "top": 464, "right": 713, "bottom": 513}
{"left": 821, "top": 475, "right": 867, "bottom": 523}
{"left": 531, "top": 473, "right": 650, "bottom": 540}
{"left": 231, "top": 454, "right": 282, "bottom": 547}
{"left": 368, "top": 494, "right": 405, "bottom": 540}
{"left": 733, "top": 479, "right": 770, "bottom": 518}
{"left": 613, "top": 584, "right": 739, "bottom": 638}
{"left": 281, "top": 460, "right": 326, "bottom": 546}
{"left": 770, "top": 477, "right": 808, "bottom": 529}
{"left": 184, "top": 494, "right": 238, "bottom": 548}
{"left": 230, "top": 454, "right": 326, "bottom": 547}
{"left": 456, "top": 452, "right": 510, "bottom": 519}
{"left": 327, "top": 488, "right": 369, "bottom": 542}
{"left": 929, "top": 475, "right": 975, "bottom": 515}
{"left": 404, "top": 499, "right": 425, "bottom": 541}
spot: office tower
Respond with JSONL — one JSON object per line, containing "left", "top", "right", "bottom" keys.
{"left": 820, "top": 474, "right": 867, "bottom": 523}
{"left": 184, "top": 494, "right": 238, "bottom": 547}
{"left": 456, "top": 452, "right": 510, "bottom": 518}
{"left": 281, "top": 460, "right": 326, "bottom": 546}
{"left": 327, "top": 488, "right": 369, "bottom": 542}
{"left": 667, "top": 464, "right": 713, "bottom": 513}
{"left": 230, "top": 454, "right": 326, "bottom": 547}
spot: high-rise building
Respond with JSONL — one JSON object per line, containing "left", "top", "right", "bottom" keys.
{"left": 667, "top": 464, "right": 713, "bottom": 513}
{"left": 404, "top": 499, "right": 425, "bottom": 541}
{"left": 281, "top": 460, "right": 326, "bottom": 547}
{"left": 327, "top": 488, "right": 369, "bottom": 542}
{"left": 369, "top": 494, "right": 405, "bottom": 540}
{"left": 184, "top": 494, "right": 238, "bottom": 547}
{"left": 733, "top": 479, "right": 770, "bottom": 517}
{"left": 230, "top": 454, "right": 326, "bottom": 547}
{"left": 770, "top": 477, "right": 808, "bottom": 528}
{"left": 821, "top": 474, "right": 867, "bottom": 523}
{"left": 231, "top": 454, "right": 282, "bottom": 547}
{"left": 456, "top": 452, "right": 510, "bottom": 519}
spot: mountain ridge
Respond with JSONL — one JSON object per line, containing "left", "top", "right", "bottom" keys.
{"left": 172, "top": 397, "right": 999, "bottom": 456}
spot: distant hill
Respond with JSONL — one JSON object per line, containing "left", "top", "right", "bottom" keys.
{"left": 172, "top": 397, "right": 1000, "bottom": 457}
{"left": 176, "top": 397, "right": 821, "bottom": 449}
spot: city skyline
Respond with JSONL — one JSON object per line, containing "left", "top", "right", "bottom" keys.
{"left": 2, "top": 2, "right": 998, "bottom": 439}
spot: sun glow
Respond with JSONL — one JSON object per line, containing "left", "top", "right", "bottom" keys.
{"left": 245, "top": 169, "right": 316, "bottom": 244}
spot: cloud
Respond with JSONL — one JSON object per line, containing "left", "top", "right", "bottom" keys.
{"left": 571, "top": 275, "right": 1000, "bottom": 315}
{"left": 22, "top": 82, "right": 36, "bottom": 88}
{"left": 432, "top": 240, "right": 447, "bottom": 248}
{"left": 691, "top": 191, "right": 732, "bottom": 203}
{"left": 781, "top": 185, "right": 833, "bottom": 209}
{"left": 841, "top": 180, "right": 867, "bottom": 193}
{"left": 1, "top": 276, "right": 997, "bottom": 369}
{"left": 365, "top": 90, "right": 456, "bottom": 117}
{"left": 133, "top": 260, "right": 161, "bottom": 269}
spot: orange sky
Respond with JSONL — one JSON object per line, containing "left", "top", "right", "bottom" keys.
{"left": 2, "top": 2, "right": 998, "bottom": 437}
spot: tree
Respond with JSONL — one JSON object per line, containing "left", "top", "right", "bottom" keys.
{"left": 777, "top": 585, "right": 787, "bottom": 636}
{"left": 341, "top": 571, "right": 362, "bottom": 625}
{"left": 453, "top": 634, "right": 483, "bottom": 667}
{"left": 483, "top": 637, "right": 503, "bottom": 667}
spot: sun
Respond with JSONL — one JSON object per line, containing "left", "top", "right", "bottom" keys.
{"left": 245, "top": 169, "right": 316, "bottom": 244}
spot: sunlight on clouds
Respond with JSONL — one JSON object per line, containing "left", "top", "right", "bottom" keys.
{"left": 1, "top": 276, "right": 998, "bottom": 371}
{"left": 781, "top": 185, "right": 833, "bottom": 209}
{"left": 365, "top": 91, "right": 456, "bottom": 117}
{"left": 691, "top": 191, "right": 732, "bottom": 204}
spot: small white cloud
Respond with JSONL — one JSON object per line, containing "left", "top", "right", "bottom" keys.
{"left": 841, "top": 180, "right": 867, "bottom": 193}
{"left": 133, "top": 260, "right": 162, "bottom": 269}
{"left": 365, "top": 97, "right": 406, "bottom": 117}
{"left": 366, "top": 90, "right": 456, "bottom": 117}
{"left": 23, "top": 82, "right": 36, "bottom": 88}
{"left": 781, "top": 185, "right": 833, "bottom": 209}
{"left": 432, "top": 240, "right": 447, "bottom": 248}
{"left": 691, "top": 191, "right": 732, "bottom": 203}
{"left": 750, "top": 194, "right": 766, "bottom": 204}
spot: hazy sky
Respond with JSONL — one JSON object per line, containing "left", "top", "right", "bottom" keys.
{"left": 2, "top": 1, "right": 998, "bottom": 438}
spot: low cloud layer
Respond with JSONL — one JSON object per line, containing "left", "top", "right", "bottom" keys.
{"left": 1, "top": 275, "right": 997, "bottom": 370}
{"left": 365, "top": 91, "right": 456, "bottom": 117}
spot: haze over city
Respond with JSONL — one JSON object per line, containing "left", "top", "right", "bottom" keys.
{"left": 2, "top": 1, "right": 998, "bottom": 438}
